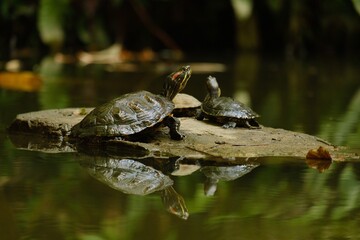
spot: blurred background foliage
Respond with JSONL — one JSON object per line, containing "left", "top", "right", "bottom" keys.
{"left": 1, "top": 0, "right": 360, "bottom": 62}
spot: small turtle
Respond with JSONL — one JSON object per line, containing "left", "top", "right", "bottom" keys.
{"left": 197, "top": 76, "right": 260, "bottom": 129}
{"left": 172, "top": 93, "right": 201, "bottom": 117}
{"left": 70, "top": 66, "right": 192, "bottom": 140}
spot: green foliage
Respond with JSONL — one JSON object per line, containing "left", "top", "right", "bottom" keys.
{"left": 0, "top": 0, "right": 33, "bottom": 19}
{"left": 266, "top": 0, "right": 284, "bottom": 13}
{"left": 231, "top": 0, "right": 253, "bottom": 20}
{"left": 37, "top": 0, "right": 70, "bottom": 50}
{"left": 1, "top": 0, "right": 360, "bottom": 54}
{"left": 352, "top": 0, "right": 360, "bottom": 15}
{"left": 38, "top": 57, "right": 70, "bottom": 109}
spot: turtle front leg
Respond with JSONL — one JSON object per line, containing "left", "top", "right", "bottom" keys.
{"left": 222, "top": 121, "right": 237, "bottom": 129}
{"left": 164, "top": 116, "right": 185, "bottom": 140}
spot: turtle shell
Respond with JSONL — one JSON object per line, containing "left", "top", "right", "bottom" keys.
{"left": 173, "top": 93, "right": 201, "bottom": 109}
{"left": 172, "top": 93, "right": 201, "bottom": 117}
{"left": 202, "top": 96, "right": 259, "bottom": 120}
{"left": 71, "top": 91, "right": 174, "bottom": 138}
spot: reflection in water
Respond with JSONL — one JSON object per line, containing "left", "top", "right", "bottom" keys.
{"left": 325, "top": 88, "right": 360, "bottom": 147}
{"left": 77, "top": 150, "right": 261, "bottom": 220}
{"left": 78, "top": 153, "right": 190, "bottom": 219}
{"left": 201, "top": 163, "right": 260, "bottom": 196}
{"left": 170, "top": 156, "right": 201, "bottom": 176}
{"left": 161, "top": 186, "right": 189, "bottom": 220}
{"left": 1, "top": 55, "right": 360, "bottom": 239}
{"left": 80, "top": 157, "right": 173, "bottom": 195}
{"left": 3, "top": 144, "right": 360, "bottom": 238}
{"left": 305, "top": 159, "right": 332, "bottom": 173}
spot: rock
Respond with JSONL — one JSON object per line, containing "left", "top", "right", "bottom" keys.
{"left": 7, "top": 108, "right": 358, "bottom": 161}
{"left": 8, "top": 108, "right": 92, "bottom": 137}
{"left": 7, "top": 108, "right": 93, "bottom": 153}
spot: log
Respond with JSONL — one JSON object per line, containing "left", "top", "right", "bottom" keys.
{"left": 7, "top": 108, "right": 357, "bottom": 162}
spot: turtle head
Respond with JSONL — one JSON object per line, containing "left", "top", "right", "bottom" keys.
{"left": 206, "top": 76, "right": 221, "bottom": 99}
{"left": 162, "top": 65, "right": 192, "bottom": 100}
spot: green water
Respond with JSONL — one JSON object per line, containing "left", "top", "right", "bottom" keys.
{"left": 0, "top": 55, "right": 359, "bottom": 239}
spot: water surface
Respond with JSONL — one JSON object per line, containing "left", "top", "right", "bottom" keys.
{"left": 1, "top": 55, "right": 359, "bottom": 239}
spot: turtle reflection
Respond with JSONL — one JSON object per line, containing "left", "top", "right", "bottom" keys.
{"left": 81, "top": 158, "right": 173, "bottom": 195}
{"left": 79, "top": 156, "right": 189, "bottom": 219}
{"left": 201, "top": 163, "right": 260, "bottom": 196}
{"left": 161, "top": 185, "right": 189, "bottom": 220}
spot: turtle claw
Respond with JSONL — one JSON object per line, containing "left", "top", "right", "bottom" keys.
{"left": 171, "top": 132, "right": 185, "bottom": 140}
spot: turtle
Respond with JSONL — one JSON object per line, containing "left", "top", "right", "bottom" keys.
{"left": 197, "top": 76, "right": 260, "bottom": 129}
{"left": 172, "top": 93, "right": 201, "bottom": 117}
{"left": 70, "top": 65, "right": 192, "bottom": 140}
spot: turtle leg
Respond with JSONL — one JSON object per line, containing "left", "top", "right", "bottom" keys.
{"left": 196, "top": 111, "right": 205, "bottom": 120}
{"left": 114, "top": 136, "right": 125, "bottom": 141}
{"left": 164, "top": 116, "right": 184, "bottom": 140}
{"left": 245, "top": 120, "right": 261, "bottom": 129}
{"left": 222, "top": 121, "right": 237, "bottom": 129}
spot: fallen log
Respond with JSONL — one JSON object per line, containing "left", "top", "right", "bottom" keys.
{"left": 7, "top": 108, "right": 357, "bottom": 161}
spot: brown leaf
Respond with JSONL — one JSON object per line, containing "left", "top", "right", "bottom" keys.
{"left": 306, "top": 146, "right": 332, "bottom": 160}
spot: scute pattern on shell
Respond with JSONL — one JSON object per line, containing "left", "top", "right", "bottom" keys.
{"left": 202, "top": 97, "right": 259, "bottom": 119}
{"left": 71, "top": 91, "right": 174, "bottom": 137}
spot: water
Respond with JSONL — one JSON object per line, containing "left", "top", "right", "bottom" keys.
{"left": 1, "top": 55, "right": 360, "bottom": 239}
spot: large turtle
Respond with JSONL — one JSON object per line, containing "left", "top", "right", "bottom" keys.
{"left": 197, "top": 76, "right": 260, "bottom": 129}
{"left": 70, "top": 66, "right": 192, "bottom": 140}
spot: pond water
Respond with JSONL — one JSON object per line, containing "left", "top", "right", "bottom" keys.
{"left": 0, "top": 54, "right": 360, "bottom": 239}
